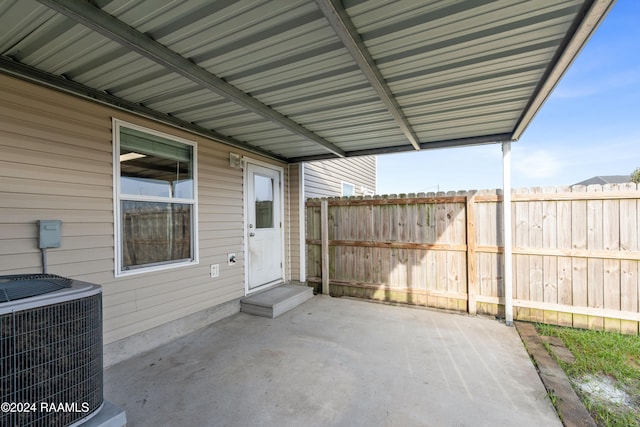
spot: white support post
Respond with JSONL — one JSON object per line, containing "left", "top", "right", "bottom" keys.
{"left": 299, "top": 164, "right": 307, "bottom": 282}
{"left": 321, "top": 199, "right": 330, "bottom": 295}
{"left": 502, "top": 141, "right": 514, "bottom": 326}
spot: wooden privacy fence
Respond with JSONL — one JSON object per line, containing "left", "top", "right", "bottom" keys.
{"left": 305, "top": 184, "right": 640, "bottom": 335}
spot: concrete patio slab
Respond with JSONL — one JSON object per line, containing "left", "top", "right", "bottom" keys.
{"left": 104, "top": 296, "right": 560, "bottom": 427}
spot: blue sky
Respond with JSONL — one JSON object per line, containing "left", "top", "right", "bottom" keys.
{"left": 376, "top": 1, "right": 640, "bottom": 194}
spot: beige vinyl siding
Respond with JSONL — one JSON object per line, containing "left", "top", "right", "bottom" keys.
{"left": 283, "top": 164, "right": 291, "bottom": 282}
{"left": 0, "top": 74, "right": 289, "bottom": 345}
{"left": 298, "top": 158, "right": 376, "bottom": 282}
{"left": 304, "top": 156, "right": 376, "bottom": 199}
{"left": 288, "top": 164, "right": 302, "bottom": 281}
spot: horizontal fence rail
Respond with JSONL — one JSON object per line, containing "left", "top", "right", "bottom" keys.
{"left": 306, "top": 184, "right": 640, "bottom": 335}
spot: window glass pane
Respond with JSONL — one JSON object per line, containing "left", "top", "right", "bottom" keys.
{"left": 120, "top": 128, "right": 193, "bottom": 199}
{"left": 342, "top": 182, "right": 355, "bottom": 196}
{"left": 120, "top": 127, "right": 191, "bottom": 162}
{"left": 254, "top": 175, "right": 273, "bottom": 229}
{"left": 121, "top": 201, "right": 192, "bottom": 269}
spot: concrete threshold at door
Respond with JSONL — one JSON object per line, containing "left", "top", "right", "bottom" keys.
{"left": 240, "top": 283, "right": 314, "bottom": 318}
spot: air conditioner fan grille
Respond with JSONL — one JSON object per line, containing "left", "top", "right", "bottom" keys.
{"left": 0, "top": 275, "right": 72, "bottom": 303}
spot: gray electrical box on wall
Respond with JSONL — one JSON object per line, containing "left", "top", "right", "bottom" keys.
{"left": 38, "top": 220, "right": 62, "bottom": 249}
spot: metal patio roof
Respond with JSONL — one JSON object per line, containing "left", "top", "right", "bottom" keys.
{"left": 0, "top": 0, "right": 613, "bottom": 163}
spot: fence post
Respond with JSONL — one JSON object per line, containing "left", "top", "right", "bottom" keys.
{"left": 466, "top": 192, "right": 477, "bottom": 315}
{"left": 321, "top": 199, "right": 330, "bottom": 295}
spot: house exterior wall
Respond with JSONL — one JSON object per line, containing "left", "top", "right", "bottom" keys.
{"left": 0, "top": 74, "right": 291, "bottom": 356}
{"left": 288, "top": 164, "right": 304, "bottom": 282}
{"left": 303, "top": 156, "right": 376, "bottom": 199}
{"left": 291, "top": 157, "right": 376, "bottom": 281}
{"left": 287, "top": 165, "right": 300, "bottom": 280}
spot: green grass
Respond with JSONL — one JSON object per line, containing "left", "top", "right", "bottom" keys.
{"left": 536, "top": 324, "right": 640, "bottom": 427}
{"left": 546, "top": 388, "right": 559, "bottom": 413}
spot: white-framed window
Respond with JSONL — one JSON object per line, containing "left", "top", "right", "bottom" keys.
{"left": 113, "top": 119, "right": 198, "bottom": 276}
{"left": 342, "top": 181, "right": 356, "bottom": 197}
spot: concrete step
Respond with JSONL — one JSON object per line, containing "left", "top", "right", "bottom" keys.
{"left": 240, "top": 284, "right": 314, "bottom": 318}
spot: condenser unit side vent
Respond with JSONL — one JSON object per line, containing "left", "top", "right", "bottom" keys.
{"left": 0, "top": 276, "right": 103, "bottom": 427}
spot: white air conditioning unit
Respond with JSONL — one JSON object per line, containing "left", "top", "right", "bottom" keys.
{"left": 0, "top": 274, "right": 103, "bottom": 427}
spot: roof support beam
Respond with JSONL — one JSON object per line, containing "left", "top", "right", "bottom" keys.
{"left": 512, "top": 0, "right": 615, "bottom": 139}
{"left": 314, "top": 0, "right": 421, "bottom": 151}
{"left": 289, "top": 133, "right": 511, "bottom": 163}
{"left": 37, "top": 0, "right": 346, "bottom": 158}
{"left": 0, "top": 57, "right": 288, "bottom": 163}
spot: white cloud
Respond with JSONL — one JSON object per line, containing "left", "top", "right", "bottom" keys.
{"left": 553, "top": 68, "right": 640, "bottom": 99}
{"left": 513, "top": 149, "right": 563, "bottom": 179}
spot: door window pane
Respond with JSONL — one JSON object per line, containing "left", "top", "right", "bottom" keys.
{"left": 254, "top": 175, "right": 274, "bottom": 229}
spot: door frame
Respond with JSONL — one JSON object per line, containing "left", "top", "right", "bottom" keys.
{"left": 243, "top": 157, "right": 285, "bottom": 295}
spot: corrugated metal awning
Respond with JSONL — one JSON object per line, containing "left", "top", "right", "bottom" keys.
{"left": 0, "top": 0, "right": 614, "bottom": 162}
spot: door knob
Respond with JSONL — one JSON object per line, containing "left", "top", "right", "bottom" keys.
{"left": 249, "top": 232, "right": 255, "bottom": 237}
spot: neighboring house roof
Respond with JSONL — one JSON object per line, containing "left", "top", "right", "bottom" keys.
{"left": 574, "top": 175, "right": 631, "bottom": 186}
{"left": 0, "top": 1, "right": 613, "bottom": 162}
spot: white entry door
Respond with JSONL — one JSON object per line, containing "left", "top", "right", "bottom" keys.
{"left": 246, "top": 162, "right": 284, "bottom": 291}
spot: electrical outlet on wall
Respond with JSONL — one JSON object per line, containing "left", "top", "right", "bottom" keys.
{"left": 227, "top": 253, "right": 236, "bottom": 265}
{"left": 210, "top": 264, "right": 219, "bottom": 278}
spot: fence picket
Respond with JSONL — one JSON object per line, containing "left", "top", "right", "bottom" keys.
{"left": 529, "top": 187, "right": 544, "bottom": 322}
{"left": 587, "top": 185, "right": 605, "bottom": 330}
{"left": 556, "top": 186, "right": 573, "bottom": 326}
{"left": 542, "top": 186, "right": 559, "bottom": 325}
{"left": 603, "top": 184, "right": 621, "bottom": 332}
{"left": 515, "top": 188, "right": 530, "bottom": 321}
{"left": 570, "top": 186, "right": 589, "bottom": 329}
{"left": 620, "top": 183, "right": 639, "bottom": 334}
